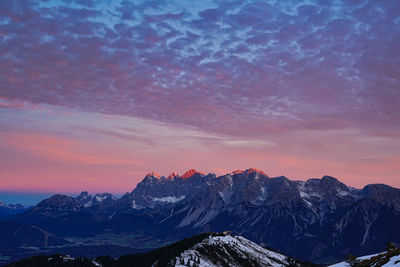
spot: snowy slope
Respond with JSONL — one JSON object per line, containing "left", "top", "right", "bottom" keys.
{"left": 330, "top": 251, "right": 400, "bottom": 267}
{"left": 172, "top": 234, "right": 290, "bottom": 267}
{"left": 330, "top": 253, "right": 381, "bottom": 267}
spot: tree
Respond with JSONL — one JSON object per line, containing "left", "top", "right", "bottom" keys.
{"left": 387, "top": 241, "right": 396, "bottom": 251}
{"left": 346, "top": 254, "right": 360, "bottom": 267}
{"left": 287, "top": 257, "right": 297, "bottom": 267}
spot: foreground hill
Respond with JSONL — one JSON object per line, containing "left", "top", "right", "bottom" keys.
{"left": 5, "top": 233, "right": 317, "bottom": 267}
{"left": 170, "top": 234, "right": 309, "bottom": 267}
{"left": 6, "top": 169, "right": 400, "bottom": 264}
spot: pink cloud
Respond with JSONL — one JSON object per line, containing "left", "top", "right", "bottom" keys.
{"left": 0, "top": 133, "right": 140, "bottom": 165}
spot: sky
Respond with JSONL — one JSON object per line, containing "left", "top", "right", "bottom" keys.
{"left": 1, "top": 0, "right": 400, "bottom": 203}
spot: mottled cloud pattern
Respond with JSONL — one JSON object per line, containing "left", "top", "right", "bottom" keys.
{"left": 1, "top": 0, "right": 399, "bottom": 136}
{"left": 1, "top": 0, "right": 400, "bottom": 193}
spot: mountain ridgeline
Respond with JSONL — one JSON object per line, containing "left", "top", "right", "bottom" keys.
{"left": 4, "top": 168, "right": 400, "bottom": 264}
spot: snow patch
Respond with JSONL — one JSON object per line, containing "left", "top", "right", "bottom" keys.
{"left": 131, "top": 200, "right": 143, "bottom": 210}
{"left": 84, "top": 200, "right": 93, "bottom": 208}
{"left": 337, "top": 190, "right": 349, "bottom": 197}
{"left": 153, "top": 195, "right": 185, "bottom": 203}
{"left": 303, "top": 199, "right": 312, "bottom": 207}
{"left": 330, "top": 252, "right": 384, "bottom": 267}
{"left": 297, "top": 183, "right": 311, "bottom": 199}
{"left": 300, "top": 191, "right": 309, "bottom": 198}
{"left": 382, "top": 255, "right": 400, "bottom": 266}
{"left": 219, "top": 190, "right": 233, "bottom": 204}
{"left": 95, "top": 195, "right": 107, "bottom": 202}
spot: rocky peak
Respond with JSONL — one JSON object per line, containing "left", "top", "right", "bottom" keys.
{"left": 33, "top": 194, "right": 81, "bottom": 211}
{"left": 145, "top": 172, "right": 161, "bottom": 178}
{"left": 361, "top": 184, "right": 400, "bottom": 208}
{"left": 231, "top": 169, "right": 244, "bottom": 175}
{"left": 244, "top": 168, "right": 268, "bottom": 177}
{"left": 321, "top": 175, "right": 340, "bottom": 183}
{"left": 320, "top": 175, "right": 348, "bottom": 191}
{"left": 181, "top": 169, "right": 204, "bottom": 179}
{"left": 362, "top": 183, "right": 394, "bottom": 194}
{"left": 77, "top": 191, "right": 90, "bottom": 200}
{"left": 140, "top": 172, "right": 163, "bottom": 185}
{"left": 167, "top": 172, "right": 179, "bottom": 179}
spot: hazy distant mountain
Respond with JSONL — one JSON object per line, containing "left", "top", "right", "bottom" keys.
{"left": 7, "top": 169, "right": 400, "bottom": 264}
{"left": 0, "top": 201, "right": 27, "bottom": 221}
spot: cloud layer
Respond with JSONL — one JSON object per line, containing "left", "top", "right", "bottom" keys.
{"left": 1, "top": 0, "right": 399, "bottom": 137}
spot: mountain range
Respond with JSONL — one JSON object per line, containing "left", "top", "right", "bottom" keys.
{"left": 2, "top": 168, "right": 400, "bottom": 265}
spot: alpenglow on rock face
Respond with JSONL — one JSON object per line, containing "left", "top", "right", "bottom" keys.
{"left": 10, "top": 168, "right": 400, "bottom": 264}
{"left": 180, "top": 169, "right": 205, "bottom": 179}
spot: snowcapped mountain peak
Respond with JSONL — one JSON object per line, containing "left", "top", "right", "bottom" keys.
{"left": 167, "top": 171, "right": 179, "bottom": 179}
{"left": 181, "top": 169, "right": 204, "bottom": 179}
{"left": 145, "top": 171, "right": 161, "bottom": 178}
{"left": 173, "top": 234, "right": 290, "bottom": 267}
{"left": 244, "top": 168, "right": 268, "bottom": 177}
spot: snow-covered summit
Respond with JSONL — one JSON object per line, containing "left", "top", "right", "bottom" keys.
{"left": 172, "top": 234, "right": 291, "bottom": 267}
